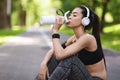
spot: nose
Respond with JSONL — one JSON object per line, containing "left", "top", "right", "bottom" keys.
{"left": 68, "top": 15, "right": 71, "bottom": 20}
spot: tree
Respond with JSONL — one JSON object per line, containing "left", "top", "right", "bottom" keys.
{"left": 100, "top": 0, "right": 109, "bottom": 33}
{"left": 108, "top": 0, "right": 120, "bottom": 23}
{"left": 59, "top": 0, "right": 110, "bottom": 33}
{"left": 7, "top": 0, "right": 11, "bottom": 28}
{"left": 12, "top": 0, "right": 26, "bottom": 27}
{"left": 11, "top": 0, "right": 44, "bottom": 26}
{"left": 19, "top": 3, "right": 26, "bottom": 27}
{"left": 60, "top": 0, "right": 92, "bottom": 12}
{"left": 0, "top": 0, "right": 8, "bottom": 29}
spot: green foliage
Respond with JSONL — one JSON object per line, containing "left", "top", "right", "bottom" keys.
{"left": 11, "top": 0, "right": 21, "bottom": 12}
{"left": 11, "top": 0, "right": 58, "bottom": 26}
{"left": 11, "top": 0, "right": 23, "bottom": 25}
{"left": 107, "top": 0, "right": 120, "bottom": 23}
{"left": 60, "top": 25, "right": 74, "bottom": 35}
{"left": 11, "top": 11, "right": 19, "bottom": 25}
{"left": 10, "top": 0, "right": 120, "bottom": 32}
{"left": 50, "top": 0, "right": 61, "bottom": 9}
{"left": 60, "top": 0, "right": 93, "bottom": 12}
{"left": 101, "top": 24, "right": 120, "bottom": 52}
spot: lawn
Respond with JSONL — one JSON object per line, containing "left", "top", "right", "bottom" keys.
{"left": 60, "top": 24, "right": 120, "bottom": 52}
{"left": 0, "top": 26, "right": 26, "bottom": 45}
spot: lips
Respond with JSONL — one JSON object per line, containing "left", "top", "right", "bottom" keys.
{"left": 67, "top": 20, "right": 71, "bottom": 23}
{"left": 66, "top": 21, "right": 71, "bottom": 25}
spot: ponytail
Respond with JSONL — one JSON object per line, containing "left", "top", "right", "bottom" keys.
{"left": 92, "top": 13, "right": 107, "bottom": 70}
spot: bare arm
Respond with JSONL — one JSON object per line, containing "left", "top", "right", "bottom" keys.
{"left": 39, "top": 48, "right": 54, "bottom": 80}
{"left": 41, "top": 48, "right": 54, "bottom": 65}
{"left": 41, "top": 34, "right": 75, "bottom": 65}
{"left": 52, "top": 35, "right": 89, "bottom": 60}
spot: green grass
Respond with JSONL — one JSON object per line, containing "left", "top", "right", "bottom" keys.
{"left": 0, "top": 26, "right": 26, "bottom": 45}
{"left": 101, "top": 24, "right": 120, "bottom": 52}
{"left": 60, "top": 24, "right": 120, "bottom": 52}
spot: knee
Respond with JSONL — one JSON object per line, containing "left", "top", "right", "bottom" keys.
{"left": 58, "top": 56, "right": 76, "bottom": 68}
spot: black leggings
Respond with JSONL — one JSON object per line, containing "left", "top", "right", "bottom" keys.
{"left": 35, "top": 55, "right": 103, "bottom": 80}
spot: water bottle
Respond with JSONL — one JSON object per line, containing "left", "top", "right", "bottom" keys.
{"left": 40, "top": 16, "right": 56, "bottom": 24}
{"left": 40, "top": 11, "right": 70, "bottom": 24}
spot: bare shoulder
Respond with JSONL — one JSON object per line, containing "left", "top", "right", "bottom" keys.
{"left": 79, "top": 34, "right": 95, "bottom": 41}
{"left": 82, "top": 34, "right": 97, "bottom": 50}
{"left": 86, "top": 33, "right": 95, "bottom": 39}
{"left": 77, "top": 34, "right": 97, "bottom": 49}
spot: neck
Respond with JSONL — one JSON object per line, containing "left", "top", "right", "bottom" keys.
{"left": 72, "top": 26, "right": 86, "bottom": 39}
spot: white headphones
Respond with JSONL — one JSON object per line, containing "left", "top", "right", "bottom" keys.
{"left": 81, "top": 6, "right": 90, "bottom": 26}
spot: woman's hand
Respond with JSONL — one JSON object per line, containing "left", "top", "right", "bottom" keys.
{"left": 51, "top": 16, "right": 65, "bottom": 33}
{"left": 38, "top": 62, "right": 49, "bottom": 80}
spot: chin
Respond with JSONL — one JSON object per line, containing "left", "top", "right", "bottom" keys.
{"left": 66, "top": 24, "right": 70, "bottom": 27}
{"left": 67, "top": 23, "right": 74, "bottom": 28}
{"left": 67, "top": 23, "right": 71, "bottom": 27}
{"left": 67, "top": 25, "right": 73, "bottom": 29}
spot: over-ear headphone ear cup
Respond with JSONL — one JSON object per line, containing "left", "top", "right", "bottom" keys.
{"left": 81, "top": 17, "right": 90, "bottom": 26}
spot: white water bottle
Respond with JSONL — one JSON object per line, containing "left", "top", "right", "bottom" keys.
{"left": 40, "top": 16, "right": 56, "bottom": 24}
{"left": 40, "top": 11, "right": 70, "bottom": 24}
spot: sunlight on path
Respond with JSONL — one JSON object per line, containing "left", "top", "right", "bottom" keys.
{"left": 6, "top": 36, "right": 41, "bottom": 46}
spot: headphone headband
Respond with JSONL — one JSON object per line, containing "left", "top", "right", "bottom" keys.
{"left": 83, "top": 6, "right": 90, "bottom": 18}
{"left": 81, "top": 6, "right": 90, "bottom": 26}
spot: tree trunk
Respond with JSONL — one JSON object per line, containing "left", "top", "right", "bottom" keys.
{"left": 6, "top": 0, "right": 11, "bottom": 29}
{"left": 92, "top": 0, "right": 98, "bottom": 11}
{"left": 100, "top": 0, "right": 109, "bottom": 33}
{"left": 0, "top": 0, "right": 8, "bottom": 29}
{"left": 19, "top": 5, "right": 26, "bottom": 27}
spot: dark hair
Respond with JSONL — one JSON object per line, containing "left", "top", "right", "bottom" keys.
{"left": 78, "top": 6, "right": 106, "bottom": 69}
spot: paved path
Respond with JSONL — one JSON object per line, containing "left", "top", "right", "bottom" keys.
{"left": 0, "top": 26, "right": 120, "bottom": 80}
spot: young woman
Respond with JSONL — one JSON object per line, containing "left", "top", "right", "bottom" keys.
{"left": 37, "top": 6, "right": 107, "bottom": 80}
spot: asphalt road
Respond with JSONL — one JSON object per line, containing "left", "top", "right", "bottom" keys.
{"left": 0, "top": 26, "right": 120, "bottom": 80}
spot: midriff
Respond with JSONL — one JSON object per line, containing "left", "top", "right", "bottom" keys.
{"left": 86, "top": 59, "right": 107, "bottom": 80}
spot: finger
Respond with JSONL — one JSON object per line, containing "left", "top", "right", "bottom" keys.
{"left": 38, "top": 73, "right": 44, "bottom": 80}
{"left": 56, "top": 16, "right": 59, "bottom": 23}
{"left": 39, "top": 72, "right": 46, "bottom": 80}
{"left": 58, "top": 17, "right": 61, "bottom": 23}
{"left": 43, "top": 73, "right": 46, "bottom": 80}
{"left": 47, "top": 68, "right": 50, "bottom": 78}
{"left": 50, "top": 25, "right": 54, "bottom": 31}
{"left": 59, "top": 16, "right": 64, "bottom": 24}
{"left": 62, "top": 17, "right": 65, "bottom": 23}
{"left": 56, "top": 16, "right": 62, "bottom": 24}
{"left": 39, "top": 73, "right": 44, "bottom": 80}
{"left": 59, "top": 16, "right": 63, "bottom": 24}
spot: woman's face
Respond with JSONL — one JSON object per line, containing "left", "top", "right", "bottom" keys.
{"left": 67, "top": 8, "right": 83, "bottom": 28}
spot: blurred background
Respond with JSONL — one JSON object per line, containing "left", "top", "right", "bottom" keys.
{"left": 0, "top": 0, "right": 120, "bottom": 52}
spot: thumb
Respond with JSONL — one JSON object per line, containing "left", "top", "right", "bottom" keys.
{"left": 50, "top": 25, "right": 54, "bottom": 31}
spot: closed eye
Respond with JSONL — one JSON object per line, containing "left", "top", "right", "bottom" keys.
{"left": 73, "top": 15, "right": 77, "bottom": 17}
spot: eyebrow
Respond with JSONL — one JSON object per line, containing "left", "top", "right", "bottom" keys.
{"left": 71, "top": 12, "right": 78, "bottom": 15}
